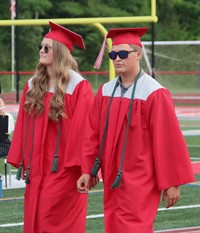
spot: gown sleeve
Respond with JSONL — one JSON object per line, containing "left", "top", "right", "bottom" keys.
{"left": 81, "top": 86, "right": 103, "bottom": 174}
{"left": 7, "top": 82, "right": 29, "bottom": 168}
{"left": 63, "top": 79, "right": 95, "bottom": 168}
{"left": 145, "top": 88, "right": 195, "bottom": 191}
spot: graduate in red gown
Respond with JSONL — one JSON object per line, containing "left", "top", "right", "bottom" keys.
{"left": 7, "top": 21, "right": 94, "bottom": 233}
{"left": 77, "top": 27, "right": 195, "bottom": 233}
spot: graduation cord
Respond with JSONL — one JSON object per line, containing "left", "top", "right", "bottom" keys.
{"left": 51, "top": 119, "right": 61, "bottom": 173}
{"left": 91, "top": 69, "right": 142, "bottom": 189}
{"left": 91, "top": 81, "right": 119, "bottom": 178}
{"left": 16, "top": 115, "right": 30, "bottom": 181}
{"left": 16, "top": 114, "right": 36, "bottom": 184}
{"left": 25, "top": 115, "right": 36, "bottom": 184}
{"left": 111, "top": 68, "right": 141, "bottom": 189}
{"left": 91, "top": 68, "right": 141, "bottom": 184}
{"left": 16, "top": 113, "right": 61, "bottom": 183}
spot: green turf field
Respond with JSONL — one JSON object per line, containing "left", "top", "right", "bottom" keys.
{"left": 0, "top": 124, "right": 200, "bottom": 233}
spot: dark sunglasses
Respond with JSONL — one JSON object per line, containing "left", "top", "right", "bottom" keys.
{"left": 108, "top": 50, "right": 137, "bottom": 60}
{"left": 39, "top": 45, "right": 52, "bottom": 54}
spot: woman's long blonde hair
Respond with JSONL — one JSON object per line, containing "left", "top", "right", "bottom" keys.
{"left": 24, "top": 40, "right": 79, "bottom": 121}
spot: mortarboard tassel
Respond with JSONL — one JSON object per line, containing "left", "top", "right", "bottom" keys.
{"left": 52, "top": 154, "right": 58, "bottom": 173}
{"left": 25, "top": 166, "right": 30, "bottom": 184}
{"left": 91, "top": 158, "right": 100, "bottom": 177}
{"left": 94, "top": 35, "right": 107, "bottom": 69}
{"left": 16, "top": 162, "right": 23, "bottom": 180}
{"left": 111, "top": 171, "right": 122, "bottom": 189}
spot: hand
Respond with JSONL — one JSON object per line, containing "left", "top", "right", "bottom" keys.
{"left": 77, "top": 174, "right": 99, "bottom": 193}
{"left": 162, "top": 186, "right": 180, "bottom": 208}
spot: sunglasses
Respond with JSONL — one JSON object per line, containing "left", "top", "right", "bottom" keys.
{"left": 39, "top": 45, "right": 52, "bottom": 54}
{"left": 108, "top": 50, "right": 137, "bottom": 60}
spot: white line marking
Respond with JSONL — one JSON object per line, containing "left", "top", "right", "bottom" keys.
{"left": 0, "top": 223, "right": 23, "bottom": 228}
{"left": 0, "top": 205, "right": 200, "bottom": 228}
{"left": 155, "top": 226, "right": 200, "bottom": 232}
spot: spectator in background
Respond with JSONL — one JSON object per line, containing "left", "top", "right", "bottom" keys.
{"left": 0, "top": 96, "right": 15, "bottom": 157}
{"left": 7, "top": 21, "right": 94, "bottom": 233}
{"left": 77, "top": 27, "right": 195, "bottom": 233}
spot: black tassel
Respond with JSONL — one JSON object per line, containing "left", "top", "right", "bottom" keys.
{"left": 91, "top": 158, "right": 100, "bottom": 177}
{"left": 25, "top": 166, "right": 30, "bottom": 184}
{"left": 52, "top": 154, "right": 58, "bottom": 173}
{"left": 111, "top": 171, "right": 122, "bottom": 189}
{"left": 16, "top": 163, "right": 23, "bottom": 180}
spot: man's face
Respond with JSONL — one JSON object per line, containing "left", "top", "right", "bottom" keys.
{"left": 110, "top": 44, "right": 141, "bottom": 76}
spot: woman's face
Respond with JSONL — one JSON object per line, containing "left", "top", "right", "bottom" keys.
{"left": 39, "top": 38, "right": 53, "bottom": 66}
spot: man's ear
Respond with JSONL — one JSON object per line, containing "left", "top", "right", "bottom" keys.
{"left": 136, "top": 49, "right": 142, "bottom": 60}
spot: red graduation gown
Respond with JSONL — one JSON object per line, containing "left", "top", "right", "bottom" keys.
{"left": 82, "top": 73, "right": 195, "bottom": 233}
{"left": 7, "top": 70, "right": 94, "bottom": 233}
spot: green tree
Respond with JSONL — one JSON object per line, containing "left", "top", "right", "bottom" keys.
{"left": 0, "top": 0, "right": 199, "bottom": 74}
{"left": 156, "top": 0, "right": 200, "bottom": 40}
{"left": 0, "top": 0, "right": 52, "bottom": 72}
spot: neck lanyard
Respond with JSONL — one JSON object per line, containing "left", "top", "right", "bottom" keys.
{"left": 91, "top": 69, "right": 142, "bottom": 189}
{"left": 91, "top": 80, "right": 119, "bottom": 177}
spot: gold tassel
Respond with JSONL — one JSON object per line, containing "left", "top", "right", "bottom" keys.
{"left": 52, "top": 154, "right": 58, "bottom": 173}
{"left": 25, "top": 166, "right": 30, "bottom": 184}
{"left": 111, "top": 171, "right": 122, "bottom": 189}
{"left": 91, "top": 158, "right": 100, "bottom": 177}
{"left": 16, "top": 163, "right": 23, "bottom": 180}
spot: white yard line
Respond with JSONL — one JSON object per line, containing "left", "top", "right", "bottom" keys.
{"left": 1, "top": 204, "right": 200, "bottom": 228}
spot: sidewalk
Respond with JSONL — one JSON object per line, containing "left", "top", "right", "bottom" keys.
{"left": 182, "top": 130, "right": 200, "bottom": 136}
{"left": 1, "top": 174, "right": 25, "bottom": 190}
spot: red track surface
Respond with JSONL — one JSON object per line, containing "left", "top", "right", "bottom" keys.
{"left": 4, "top": 104, "right": 200, "bottom": 115}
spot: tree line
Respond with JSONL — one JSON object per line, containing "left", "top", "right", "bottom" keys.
{"left": 0, "top": 0, "right": 199, "bottom": 73}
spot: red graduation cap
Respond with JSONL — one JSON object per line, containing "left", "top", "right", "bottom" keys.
{"left": 107, "top": 27, "right": 148, "bottom": 47}
{"left": 94, "top": 27, "right": 148, "bottom": 69}
{"left": 44, "top": 21, "right": 85, "bottom": 52}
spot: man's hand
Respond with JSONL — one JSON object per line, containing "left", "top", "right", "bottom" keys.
{"left": 77, "top": 174, "right": 99, "bottom": 193}
{"left": 162, "top": 186, "right": 180, "bottom": 208}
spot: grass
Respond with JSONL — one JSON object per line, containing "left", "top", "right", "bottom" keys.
{"left": 179, "top": 120, "right": 200, "bottom": 130}
{"left": 0, "top": 183, "right": 200, "bottom": 233}
{"left": 0, "top": 117, "right": 199, "bottom": 233}
{"left": 87, "top": 182, "right": 200, "bottom": 232}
